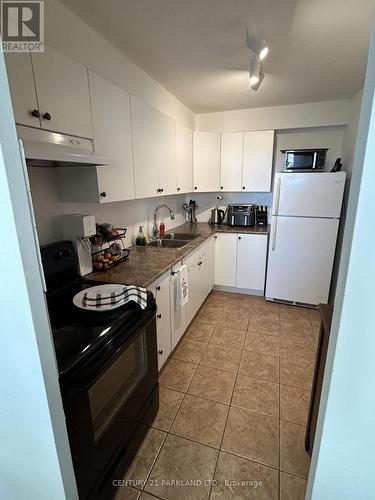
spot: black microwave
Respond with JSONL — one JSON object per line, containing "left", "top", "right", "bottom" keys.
{"left": 282, "top": 149, "right": 328, "bottom": 171}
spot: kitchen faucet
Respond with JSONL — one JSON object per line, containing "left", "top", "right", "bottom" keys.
{"left": 153, "top": 204, "right": 175, "bottom": 238}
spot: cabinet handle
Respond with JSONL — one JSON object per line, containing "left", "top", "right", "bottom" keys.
{"left": 177, "top": 187, "right": 181, "bottom": 192}
{"left": 156, "top": 285, "right": 161, "bottom": 291}
{"left": 157, "top": 314, "right": 162, "bottom": 319}
{"left": 42, "top": 112, "right": 52, "bottom": 121}
{"left": 220, "top": 186, "right": 223, "bottom": 190}
{"left": 214, "top": 235, "right": 217, "bottom": 239}
{"left": 242, "top": 186, "right": 246, "bottom": 190}
{"left": 156, "top": 188, "right": 160, "bottom": 193}
{"left": 158, "top": 350, "right": 163, "bottom": 355}
{"left": 194, "top": 186, "right": 198, "bottom": 190}
{"left": 100, "top": 192, "right": 107, "bottom": 198}
{"left": 160, "top": 188, "right": 164, "bottom": 193}
{"left": 238, "top": 236, "right": 242, "bottom": 240}
{"left": 31, "top": 109, "right": 40, "bottom": 118}
{"left": 198, "top": 261, "right": 203, "bottom": 266}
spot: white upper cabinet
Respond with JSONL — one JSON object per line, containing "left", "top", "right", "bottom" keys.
{"left": 156, "top": 111, "right": 176, "bottom": 196}
{"left": 131, "top": 95, "right": 159, "bottom": 198}
{"left": 176, "top": 123, "right": 193, "bottom": 194}
{"left": 220, "top": 132, "right": 244, "bottom": 191}
{"left": 5, "top": 53, "right": 40, "bottom": 128}
{"left": 31, "top": 46, "right": 93, "bottom": 138}
{"left": 193, "top": 131, "right": 221, "bottom": 192}
{"left": 89, "top": 72, "right": 135, "bottom": 203}
{"left": 242, "top": 130, "right": 274, "bottom": 192}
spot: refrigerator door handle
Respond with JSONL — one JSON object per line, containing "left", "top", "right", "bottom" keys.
{"left": 274, "top": 177, "right": 281, "bottom": 215}
{"left": 271, "top": 217, "right": 278, "bottom": 251}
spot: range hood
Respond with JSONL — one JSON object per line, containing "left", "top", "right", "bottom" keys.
{"left": 17, "top": 125, "right": 109, "bottom": 167}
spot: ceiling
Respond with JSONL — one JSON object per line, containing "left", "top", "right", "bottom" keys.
{"left": 59, "top": 0, "right": 374, "bottom": 113}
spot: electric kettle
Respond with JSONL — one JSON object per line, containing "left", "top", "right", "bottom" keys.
{"left": 210, "top": 208, "right": 225, "bottom": 225}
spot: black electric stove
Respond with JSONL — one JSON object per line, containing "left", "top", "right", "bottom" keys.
{"left": 46, "top": 279, "right": 155, "bottom": 380}
{"left": 41, "top": 241, "right": 159, "bottom": 500}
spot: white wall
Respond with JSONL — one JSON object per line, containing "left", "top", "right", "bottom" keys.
{"left": 308, "top": 15, "right": 375, "bottom": 499}
{"left": 45, "top": 0, "right": 194, "bottom": 129}
{"left": 195, "top": 99, "right": 350, "bottom": 132}
{"left": 0, "top": 50, "right": 77, "bottom": 500}
{"left": 274, "top": 126, "right": 345, "bottom": 172}
{"left": 330, "top": 91, "right": 363, "bottom": 299}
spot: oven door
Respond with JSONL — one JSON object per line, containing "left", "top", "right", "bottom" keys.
{"left": 62, "top": 311, "right": 158, "bottom": 498}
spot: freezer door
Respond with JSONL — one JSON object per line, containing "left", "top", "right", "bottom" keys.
{"left": 266, "top": 216, "right": 339, "bottom": 305}
{"left": 273, "top": 172, "right": 346, "bottom": 218}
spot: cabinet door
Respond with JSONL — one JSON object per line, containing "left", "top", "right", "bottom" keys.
{"left": 170, "top": 271, "right": 187, "bottom": 350}
{"left": 185, "top": 250, "right": 202, "bottom": 324}
{"left": 208, "top": 236, "right": 216, "bottom": 292}
{"left": 214, "top": 233, "right": 237, "bottom": 287}
{"left": 176, "top": 123, "right": 193, "bottom": 193}
{"left": 32, "top": 46, "right": 93, "bottom": 138}
{"left": 149, "top": 275, "right": 171, "bottom": 370}
{"left": 5, "top": 53, "right": 41, "bottom": 128}
{"left": 220, "top": 132, "right": 243, "bottom": 192}
{"left": 89, "top": 72, "right": 135, "bottom": 203}
{"left": 156, "top": 111, "right": 176, "bottom": 196}
{"left": 193, "top": 131, "right": 220, "bottom": 192}
{"left": 131, "top": 95, "right": 159, "bottom": 198}
{"left": 236, "top": 234, "right": 268, "bottom": 291}
{"left": 242, "top": 130, "right": 274, "bottom": 192}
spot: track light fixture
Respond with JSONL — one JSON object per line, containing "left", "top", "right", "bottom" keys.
{"left": 249, "top": 56, "right": 265, "bottom": 91}
{"left": 246, "top": 28, "right": 269, "bottom": 61}
{"left": 247, "top": 27, "right": 268, "bottom": 91}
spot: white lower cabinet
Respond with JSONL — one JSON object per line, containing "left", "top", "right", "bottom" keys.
{"left": 148, "top": 272, "right": 171, "bottom": 370}
{"left": 215, "top": 232, "right": 268, "bottom": 292}
{"left": 151, "top": 233, "right": 267, "bottom": 369}
{"left": 170, "top": 263, "right": 187, "bottom": 350}
{"left": 214, "top": 233, "right": 237, "bottom": 287}
{"left": 236, "top": 234, "right": 268, "bottom": 291}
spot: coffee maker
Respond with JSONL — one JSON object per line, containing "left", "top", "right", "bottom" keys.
{"left": 61, "top": 214, "right": 96, "bottom": 276}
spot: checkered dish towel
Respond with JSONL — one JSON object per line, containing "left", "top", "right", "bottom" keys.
{"left": 82, "top": 285, "right": 147, "bottom": 310}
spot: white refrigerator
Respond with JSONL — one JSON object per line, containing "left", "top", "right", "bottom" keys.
{"left": 265, "top": 172, "right": 346, "bottom": 306}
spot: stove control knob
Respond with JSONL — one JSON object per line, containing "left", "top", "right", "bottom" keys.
{"left": 54, "top": 250, "right": 63, "bottom": 261}
{"left": 63, "top": 247, "right": 72, "bottom": 258}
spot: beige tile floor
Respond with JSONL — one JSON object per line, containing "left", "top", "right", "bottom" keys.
{"left": 118, "top": 291, "right": 320, "bottom": 500}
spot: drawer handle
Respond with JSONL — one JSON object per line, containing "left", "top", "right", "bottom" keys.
{"left": 157, "top": 314, "right": 162, "bottom": 319}
{"left": 158, "top": 350, "right": 163, "bottom": 355}
{"left": 31, "top": 109, "right": 40, "bottom": 118}
{"left": 43, "top": 112, "right": 52, "bottom": 121}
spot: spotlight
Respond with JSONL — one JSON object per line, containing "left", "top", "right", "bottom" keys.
{"left": 246, "top": 28, "right": 269, "bottom": 61}
{"left": 249, "top": 57, "right": 264, "bottom": 90}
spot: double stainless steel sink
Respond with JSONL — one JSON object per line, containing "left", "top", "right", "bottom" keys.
{"left": 148, "top": 232, "right": 201, "bottom": 249}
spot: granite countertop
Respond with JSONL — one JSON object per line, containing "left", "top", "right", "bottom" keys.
{"left": 86, "top": 222, "right": 270, "bottom": 288}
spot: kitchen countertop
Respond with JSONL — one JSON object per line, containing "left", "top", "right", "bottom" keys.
{"left": 86, "top": 222, "right": 270, "bottom": 288}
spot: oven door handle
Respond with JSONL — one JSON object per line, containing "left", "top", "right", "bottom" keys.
{"left": 62, "top": 311, "right": 156, "bottom": 391}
